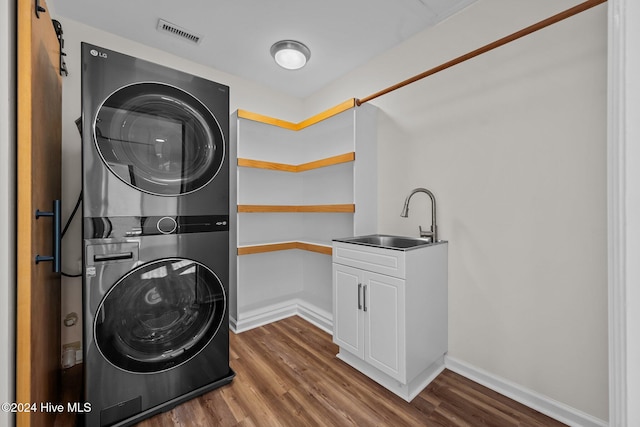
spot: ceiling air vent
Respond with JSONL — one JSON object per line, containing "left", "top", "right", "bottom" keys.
{"left": 156, "top": 19, "right": 203, "bottom": 45}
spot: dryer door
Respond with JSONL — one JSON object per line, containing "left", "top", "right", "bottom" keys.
{"left": 93, "top": 82, "right": 225, "bottom": 196}
{"left": 94, "top": 258, "right": 226, "bottom": 373}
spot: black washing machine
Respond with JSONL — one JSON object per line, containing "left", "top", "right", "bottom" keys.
{"left": 81, "top": 44, "right": 233, "bottom": 426}
{"left": 83, "top": 230, "right": 232, "bottom": 426}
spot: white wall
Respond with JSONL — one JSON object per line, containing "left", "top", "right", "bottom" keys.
{"left": 0, "top": 1, "right": 15, "bottom": 426}
{"left": 50, "top": 15, "right": 305, "bottom": 354}
{"left": 305, "top": 0, "right": 608, "bottom": 421}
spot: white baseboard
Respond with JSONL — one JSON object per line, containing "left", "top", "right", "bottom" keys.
{"left": 230, "top": 299, "right": 333, "bottom": 335}
{"left": 294, "top": 300, "right": 333, "bottom": 334}
{"left": 445, "top": 356, "right": 608, "bottom": 427}
{"left": 230, "top": 301, "right": 297, "bottom": 333}
{"left": 338, "top": 351, "right": 445, "bottom": 402}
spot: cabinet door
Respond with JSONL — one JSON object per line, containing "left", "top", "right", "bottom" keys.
{"left": 363, "top": 271, "right": 406, "bottom": 382}
{"left": 333, "top": 264, "right": 364, "bottom": 358}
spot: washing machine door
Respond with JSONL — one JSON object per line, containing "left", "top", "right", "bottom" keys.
{"left": 94, "top": 258, "right": 226, "bottom": 373}
{"left": 93, "top": 82, "right": 224, "bottom": 196}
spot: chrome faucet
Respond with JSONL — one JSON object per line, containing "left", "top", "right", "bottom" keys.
{"left": 400, "top": 188, "right": 438, "bottom": 243}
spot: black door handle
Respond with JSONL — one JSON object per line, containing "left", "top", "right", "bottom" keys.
{"left": 35, "top": 199, "right": 61, "bottom": 273}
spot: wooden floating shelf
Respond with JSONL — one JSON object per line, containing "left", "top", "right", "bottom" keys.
{"left": 237, "top": 204, "right": 355, "bottom": 213}
{"left": 237, "top": 241, "right": 332, "bottom": 256}
{"left": 238, "top": 158, "right": 297, "bottom": 173}
{"left": 237, "top": 98, "right": 356, "bottom": 131}
{"left": 238, "top": 152, "right": 355, "bottom": 173}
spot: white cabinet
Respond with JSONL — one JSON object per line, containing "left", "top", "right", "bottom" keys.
{"left": 229, "top": 103, "right": 378, "bottom": 333}
{"left": 334, "top": 264, "right": 406, "bottom": 381}
{"left": 332, "top": 240, "right": 448, "bottom": 402}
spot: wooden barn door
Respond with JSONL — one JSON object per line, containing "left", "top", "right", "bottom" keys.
{"left": 16, "top": 0, "right": 62, "bottom": 425}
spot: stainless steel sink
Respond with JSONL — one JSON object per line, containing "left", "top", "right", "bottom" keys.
{"left": 333, "top": 234, "right": 438, "bottom": 250}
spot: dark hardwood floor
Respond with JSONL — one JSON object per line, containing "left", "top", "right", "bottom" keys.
{"left": 137, "top": 316, "right": 565, "bottom": 427}
{"left": 60, "top": 316, "right": 567, "bottom": 426}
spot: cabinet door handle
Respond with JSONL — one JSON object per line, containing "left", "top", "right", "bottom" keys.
{"left": 357, "top": 283, "right": 362, "bottom": 310}
{"left": 363, "top": 285, "right": 367, "bottom": 312}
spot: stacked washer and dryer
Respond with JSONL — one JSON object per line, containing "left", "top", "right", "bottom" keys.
{"left": 81, "top": 43, "right": 234, "bottom": 426}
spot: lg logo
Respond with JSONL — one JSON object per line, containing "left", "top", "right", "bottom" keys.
{"left": 90, "top": 49, "right": 108, "bottom": 59}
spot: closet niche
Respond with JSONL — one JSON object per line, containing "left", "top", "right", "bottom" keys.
{"left": 230, "top": 102, "right": 378, "bottom": 333}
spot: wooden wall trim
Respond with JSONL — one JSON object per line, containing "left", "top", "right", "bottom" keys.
{"left": 356, "top": 0, "right": 607, "bottom": 106}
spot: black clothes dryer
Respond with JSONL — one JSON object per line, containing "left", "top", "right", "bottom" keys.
{"left": 81, "top": 44, "right": 233, "bottom": 426}
{"left": 81, "top": 43, "right": 229, "bottom": 218}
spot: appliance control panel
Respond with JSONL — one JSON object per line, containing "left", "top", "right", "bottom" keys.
{"left": 84, "top": 215, "right": 229, "bottom": 239}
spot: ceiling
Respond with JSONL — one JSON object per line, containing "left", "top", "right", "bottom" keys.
{"left": 49, "top": 0, "right": 477, "bottom": 98}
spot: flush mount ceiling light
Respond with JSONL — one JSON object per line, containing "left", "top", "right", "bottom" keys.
{"left": 270, "top": 40, "right": 311, "bottom": 70}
